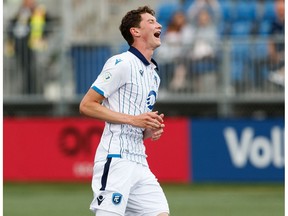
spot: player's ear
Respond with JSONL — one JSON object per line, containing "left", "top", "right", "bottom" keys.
{"left": 130, "top": 27, "right": 140, "bottom": 37}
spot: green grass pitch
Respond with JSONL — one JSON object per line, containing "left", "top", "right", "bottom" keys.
{"left": 4, "top": 182, "right": 284, "bottom": 216}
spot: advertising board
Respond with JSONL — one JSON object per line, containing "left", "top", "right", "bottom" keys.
{"left": 190, "top": 119, "right": 284, "bottom": 182}
{"left": 4, "top": 117, "right": 190, "bottom": 182}
{"left": 4, "top": 117, "right": 283, "bottom": 182}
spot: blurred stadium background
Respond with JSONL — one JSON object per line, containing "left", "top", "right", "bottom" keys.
{"left": 3, "top": 0, "right": 284, "bottom": 215}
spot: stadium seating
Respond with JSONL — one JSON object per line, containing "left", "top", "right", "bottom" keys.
{"left": 230, "top": 41, "right": 250, "bottom": 81}
{"left": 233, "top": 1, "right": 257, "bottom": 22}
{"left": 230, "top": 21, "right": 253, "bottom": 37}
{"left": 220, "top": 1, "right": 235, "bottom": 22}
{"left": 156, "top": 2, "right": 182, "bottom": 33}
{"left": 71, "top": 45, "right": 111, "bottom": 94}
{"left": 261, "top": 1, "right": 276, "bottom": 21}
{"left": 257, "top": 20, "right": 272, "bottom": 36}
{"left": 155, "top": 0, "right": 277, "bottom": 86}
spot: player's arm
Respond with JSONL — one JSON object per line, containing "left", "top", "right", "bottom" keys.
{"left": 79, "top": 88, "right": 164, "bottom": 129}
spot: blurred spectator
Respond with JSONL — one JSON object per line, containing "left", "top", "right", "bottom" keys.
{"left": 156, "top": 8, "right": 219, "bottom": 92}
{"left": 186, "top": 0, "right": 221, "bottom": 26}
{"left": 5, "top": 0, "right": 53, "bottom": 94}
{"left": 155, "top": 11, "right": 194, "bottom": 91}
{"left": 267, "top": 0, "right": 284, "bottom": 86}
{"left": 252, "top": 0, "right": 285, "bottom": 88}
{"left": 186, "top": 8, "right": 220, "bottom": 92}
{"left": 189, "top": 9, "right": 219, "bottom": 61}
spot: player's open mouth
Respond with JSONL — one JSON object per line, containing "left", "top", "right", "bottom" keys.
{"left": 154, "top": 31, "right": 161, "bottom": 38}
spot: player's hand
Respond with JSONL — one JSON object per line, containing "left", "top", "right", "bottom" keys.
{"left": 132, "top": 111, "right": 164, "bottom": 129}
{"left": 150, "top": 126, "right": 165, "bottom": 141}
{"left": 151, "top": 113, "right": 165, "bottom": 140}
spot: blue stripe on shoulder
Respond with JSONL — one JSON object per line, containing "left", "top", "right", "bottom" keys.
{"left": 91, "top": 86, "right": 104, "bottom": 96}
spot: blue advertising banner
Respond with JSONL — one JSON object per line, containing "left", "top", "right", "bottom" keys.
{"left": 190, "top": 119, "right": 284, "bottom": 182}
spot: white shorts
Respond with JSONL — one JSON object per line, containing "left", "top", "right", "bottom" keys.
{"left": 90, "top": 157, "right": 169, "bottom": 216}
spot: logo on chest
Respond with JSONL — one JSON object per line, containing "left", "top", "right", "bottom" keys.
{"left": 146, "top": 90, "right": 157, "bottom": 110}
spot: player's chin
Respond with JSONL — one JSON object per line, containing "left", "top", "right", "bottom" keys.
{"left": 155, "top": 40, "right": 161, "bottom": 48}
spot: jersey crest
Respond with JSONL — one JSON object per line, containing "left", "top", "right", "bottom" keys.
{"left": 146, "top": 90, "right": 157, "bottom": 110}
{"left": 112, "top": 193, "right": 122, "bottom": 205}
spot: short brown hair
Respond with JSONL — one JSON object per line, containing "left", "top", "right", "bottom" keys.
{"left": 119, "top": 6, "right": 155, "bottom": 46}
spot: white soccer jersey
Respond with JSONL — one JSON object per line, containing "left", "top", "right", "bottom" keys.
{"left": 91, "top": 46, "right": 160, "bottom": 166}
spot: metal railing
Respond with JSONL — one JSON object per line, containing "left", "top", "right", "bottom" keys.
{"left": 3, "top": 29, "right": 284, "bottom": 117}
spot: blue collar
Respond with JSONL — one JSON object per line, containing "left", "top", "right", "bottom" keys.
{"left": 128, "top": 46, "right": 159, "bottom": 70}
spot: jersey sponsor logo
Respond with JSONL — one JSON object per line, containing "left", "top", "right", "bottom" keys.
{"left": 146, "top": 90, "right": 157, "bottom": 110}
{"left": 115, "top": 59, "right": 123, "bottom": 65}
{"left": 97, "top": 195, "right": 105, "bottom": 205}
{"left": 112, "top": 193, "right": 122, "bottom": 205}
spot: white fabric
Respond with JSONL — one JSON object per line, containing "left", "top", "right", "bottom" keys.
{"left": 90, "top": 158, "right": 169, "bottom": 216}
{"left": 91, "top": 50, "right": 160, "bottom": 165}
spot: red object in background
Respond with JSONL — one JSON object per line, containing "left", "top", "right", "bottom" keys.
{"left": 145, "top": 117, "right": 190, "bottom": 183}
{"left": 4, "top": 118, "right": 104, "bottom": 181}
{"left": 4, "top": 117, "right": 190, "bottom": 182}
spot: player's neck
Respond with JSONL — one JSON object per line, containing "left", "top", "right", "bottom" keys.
{"left": 132, "top": 43, "right": 154, "bottom": 63}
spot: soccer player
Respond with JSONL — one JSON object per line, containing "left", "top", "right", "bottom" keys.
{"left": 79, "top": 6, "right": 170, "bottom": 216}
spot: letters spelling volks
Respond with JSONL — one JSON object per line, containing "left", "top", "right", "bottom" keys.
{"left": 224, "top": 126, "right": 284, "bottom": 169}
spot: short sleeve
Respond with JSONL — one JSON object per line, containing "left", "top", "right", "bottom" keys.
{"left": 91, "top": 55, "right": 130, "bottom": 98}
